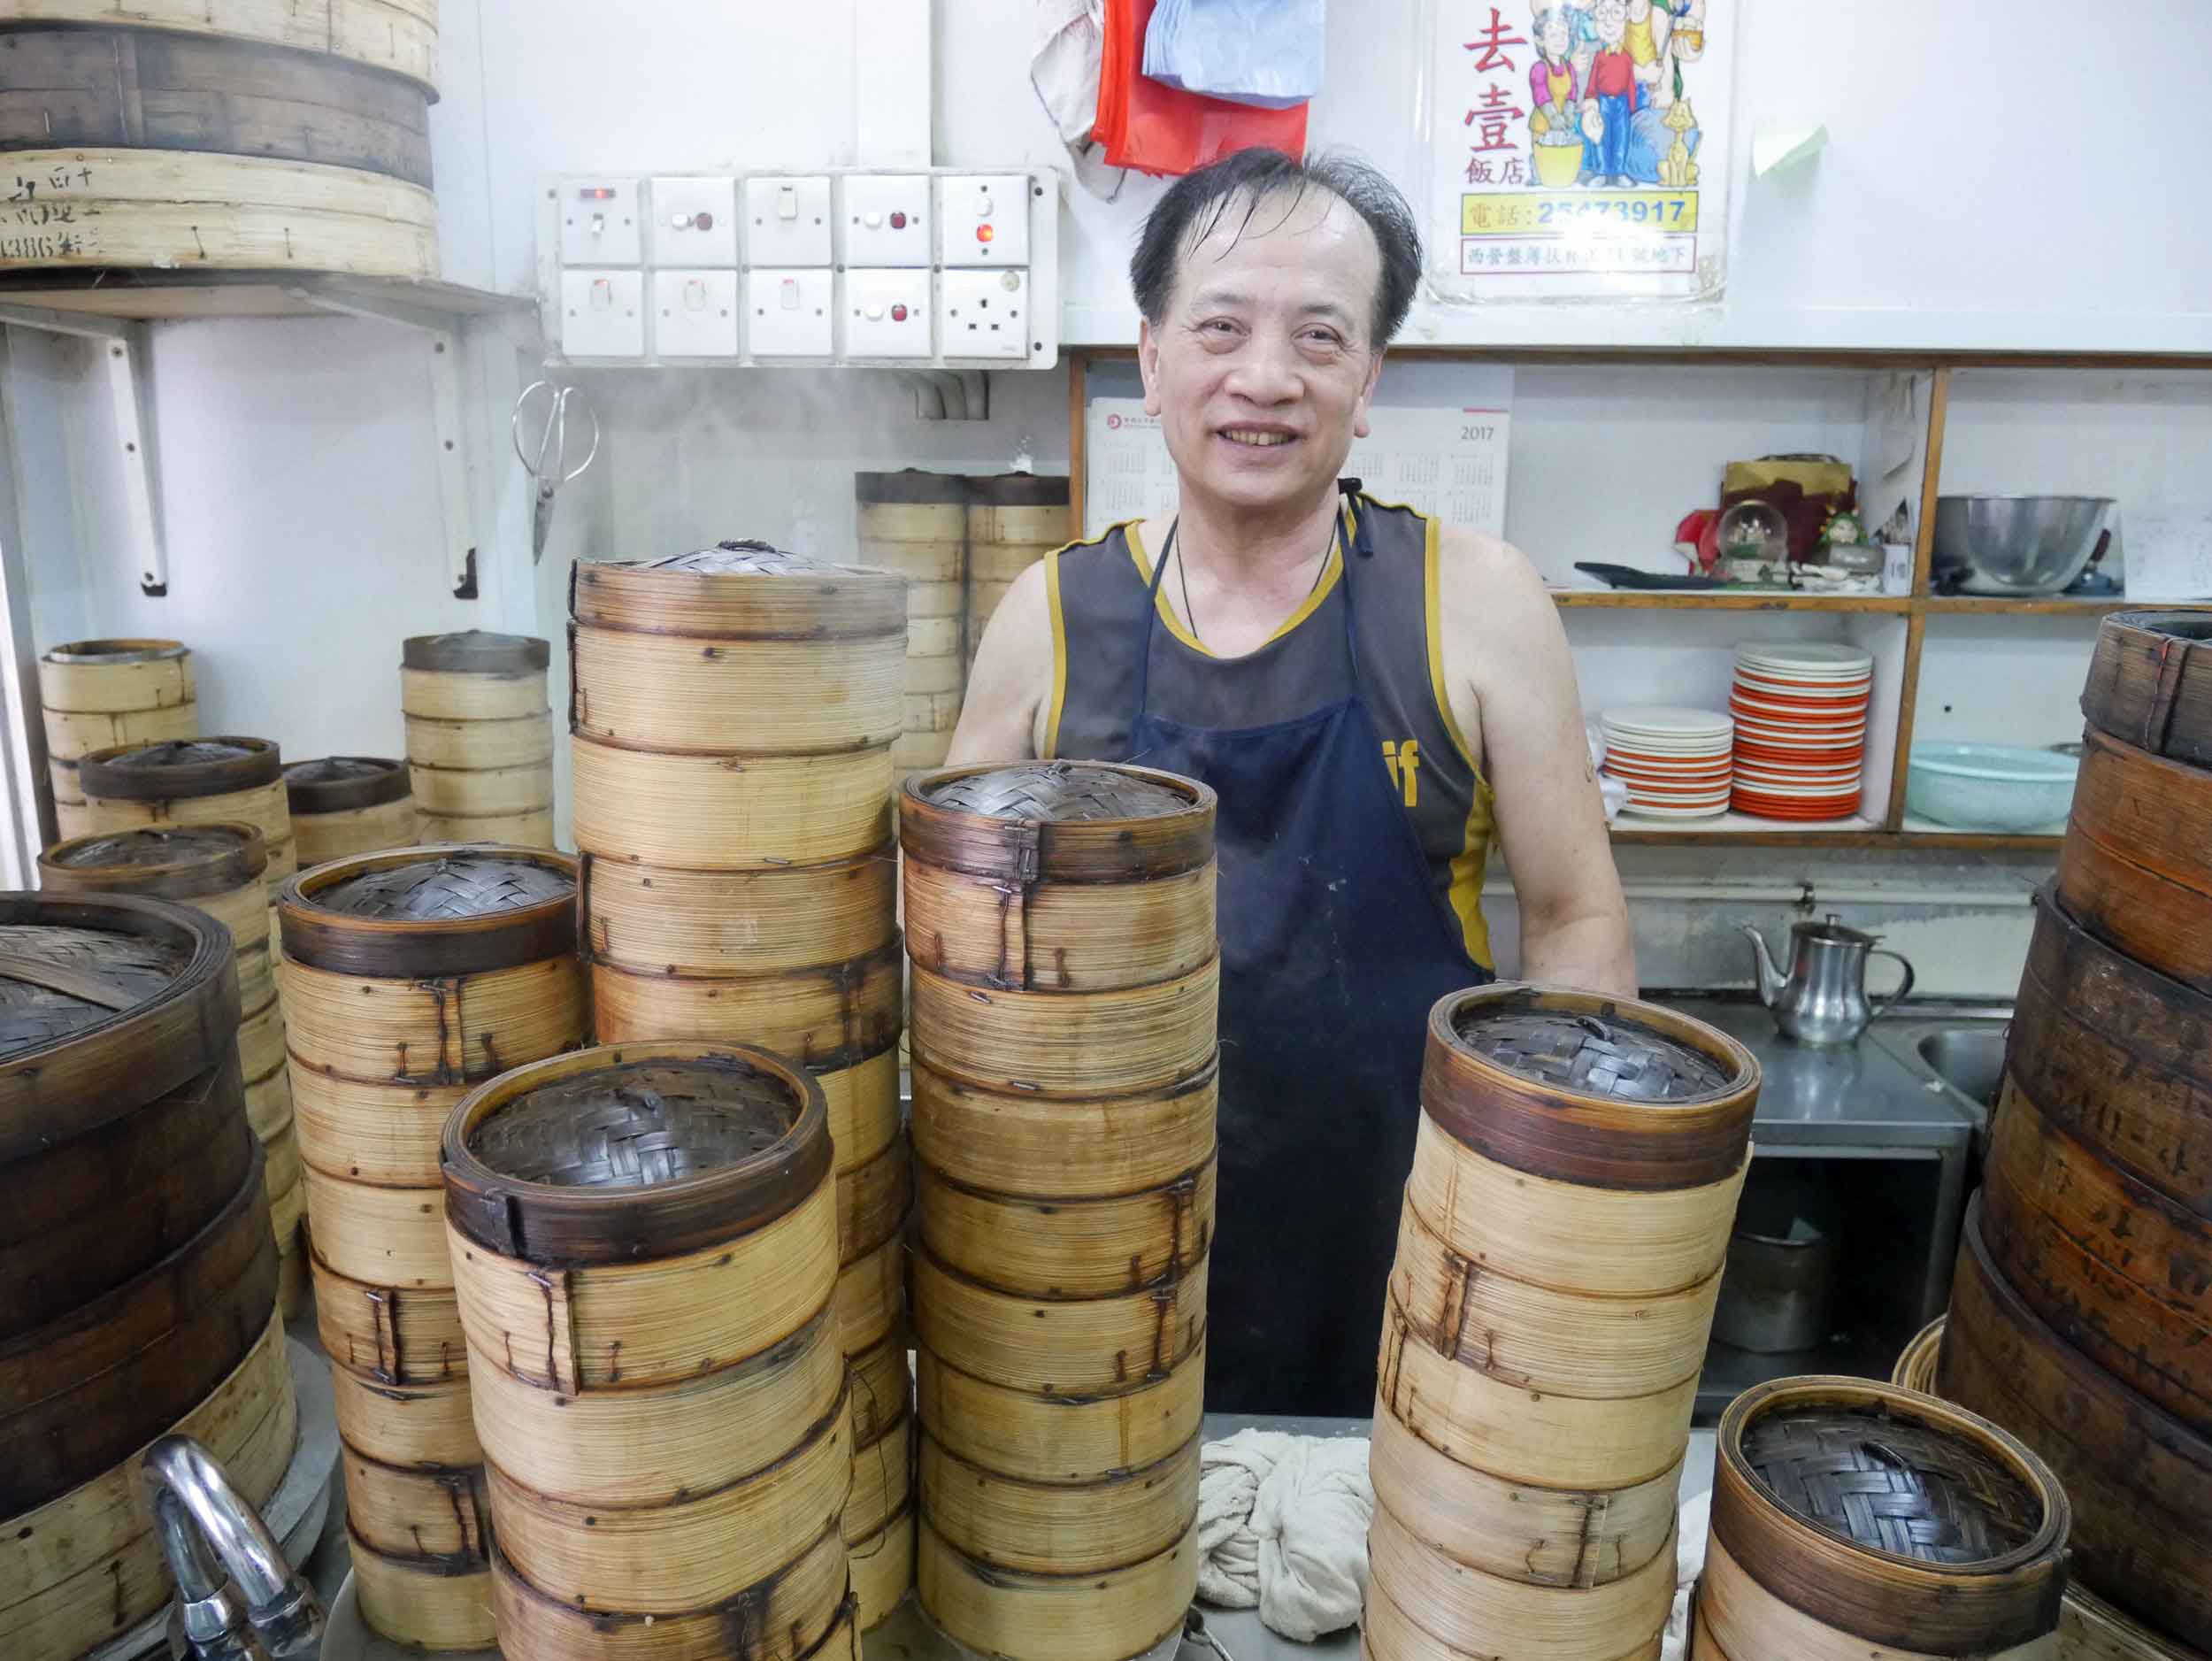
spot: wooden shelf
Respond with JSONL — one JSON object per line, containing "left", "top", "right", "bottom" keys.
{"left": 0, "top": 270, "right": 531, "bottom": 323}
{"left": 1919, "top": 596, "right": 2212, "bottom": 616}
{"left": 1611, "top": 811, "right": 1883, "bottom": 843}
{"left": 1554, "top": 588, "right": 1909, "bottom": 613}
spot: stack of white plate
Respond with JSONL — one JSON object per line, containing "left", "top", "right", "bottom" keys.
{"left": 1600, "top": 706, "right": 1734, "bottom": 819}
{"left": 1729, "top": 642, "right": 1875, "bottom": 820}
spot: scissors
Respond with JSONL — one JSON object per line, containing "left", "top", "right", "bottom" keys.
{"left": 512, "top": 380, "right": 600, "bottom": 564}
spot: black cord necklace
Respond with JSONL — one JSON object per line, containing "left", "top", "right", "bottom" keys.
{"left": 1174, "top": 527, "right": 1333, "bottom": 650}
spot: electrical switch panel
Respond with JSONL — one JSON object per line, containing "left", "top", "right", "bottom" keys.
{"left": 651, "top": 177, "right": 738, "bottom": 267}
{"left": 749, "top": 269, "right": 834, "bottom": 358}
{"left": 559, "top": 178, "right": 641, "bottom": 265}
{"left": 561, "top": 270, "right": 645, "bottom": 358}
{"left": 745, "top": 175, "right": 834, "bottom": 266}
{"left": 844, "top": 269, "right": 933, "bottom": 358}
{"left": 939, "top": 173, "right": 1032, "bottom": 266}
{"left": 940, "top": 268, "right": 1030, "bottom": 359}
{"left": 654, "top": 270, "right": 740, "bottom": 358}
{"left": 841, "top": 174, "right": 932, "bottom": 267}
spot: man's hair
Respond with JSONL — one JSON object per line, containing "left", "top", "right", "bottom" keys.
{"left": 1129, "top": 150, "right": 1424, "bottom": 350}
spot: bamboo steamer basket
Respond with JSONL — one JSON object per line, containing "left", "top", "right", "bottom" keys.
{"left": 284, "top": 756, "right": 414, "bottom": 865}
{"left": 856, "top": 472, "right": 969, "bottom": 596}
{"left": 918, "top": 1432, "right": 1196, "bottom": 1576}
{"left": 419, "top": 806, "right": 555, "bottom": 846}
{"left": 570, "top": 539, "right": 907, "bottom": 660}
{"left": 347, "top": 1538, "right": 495, "bottom": 1651}
{"left": 243, "top": 1061, "right": 293, "bottom": 1138}
{"left": 2011, "top": 885, "right": 2212, "bottom": 1217}
{"left": 839, "top": 1137, "right": 910, "bottom": 1264}
{"left": 0, "top": 0, "right": 439, "bottom": 88}
{"left": 2057, "top": 727, "right": 2212, "bottom": 991}
{"left": 910, "top": 1245, "right": 1207, "bottom": 1398}
{"left": 905, "top": 859, "right": 1215, "bottom": 994}
{"left": 918, "top": 1515, "right": 1197, "bottom": 1661}
{"left": 581, "top": 849, "right": 895, "bottom": 977}
{"left": 1367, "top": 1497, "right": 1675, "bottom": 1661}
{"left": 401, "top": 629, "right": 552, "bottom": 720}
{"left": 343, "top": 1448, "right": 488, "bottom": 1561}
{"left": 38, "top": 637, "right": 196, "bottom": 805}
{"left": 893, "top": 729, "right": 956, "bottom": 773}
{"left": 77, "top": 735, "right": 295, "bottom": 887}
{"left": 291, "top": 1069, "right": 466, "bottom": 1188}
{"left": 966, "top": 473, "right": 1072, "bottom": 588}
{"left": 852, "top": 1503, "right": 916, "bottom": 1631}
{"left": 590, "top": 935, "right": 902, "bottom": 1057}
{"left": 0, "top": 1310, "right": 293, "bottom": 1660}
{"left": 402, "top": 633, "right": 555, "bottom": 850}
{"left": 405, "top": 711, "right": 555, "bottom": 769}
{"left": 1943, "top": 1197, "right": 2212, "bottom": 1649}
{"left": 1894, "top": 1317, "right": 1947, "bottom": 1394}
{"left": 915, "top": 1155, "right": 1213, "bottom": 1298}
{"left": 915, "top": 1343, "right": 1202, "bottom": 1485}
{"left": 1362, "top": 1569, "right": 1662, "bottom": 1661}
{"left": 1704, "top": 1373, "right": 2070, "bottom": 1657}
{"left": 2080, "top": 611, "right": 2212, "bottom": 765}
{"left": 912, "top": 1059, "right": 1216, "bottom": 1200}
{"left": 411, "top": 757, "right": 553, "bottom": 818}
{"left": 572, "top": 737, "right": 892, "bottom": 868}
{"left": 847, "top": 1405, "right": 913, "bottom": 1546}
{"left": 299, "top": 1163, "right": 449, "bottom": 1288}
{"left": 840, "top": 1228, "right": 906, "bottom": 1357}
{"left": 909, "top": 956, "right": 1217, "bottom": 1095}
{"left": 329, "top": 1364, "right": 480, "bottom": 1468}
{"left": 311, "top": 1250, "right": 465, "bottom": 1384}
{"left": 1982, "top": 1070, "right": 2212, "bottom": 1431}
{"left": 849, "top": 1328, "right": 913, "bottom": 1450}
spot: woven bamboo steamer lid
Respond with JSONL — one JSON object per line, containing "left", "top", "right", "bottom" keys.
{"left": 581, "top": 847, "right": 895, "bottom": 976}
{"left": 342, "top": 1447, "right": 488, "bottom": 1559}
{"left": 311, "top": 1250, "right": 464, "bottom": 1385}
{"left": 839, "top": 1228, "right": 906, "bottom": 1357}
{"left": 915, "top": 1155, "right": 1213, "bottom": 1298}
{"left": 77, "top": 737, "right": 294, "bottom": 883}
{"left": 904, "top": 858, "right": 1215, "bottom": 993}
{"left": 404, "top": 710, "right": 555, "bottom": 769}
{"left": 346, "top": 1535, "right": 495, "bottom": 1651}
{"left": 1369, "top": 1496, "right": 1675, "bottom": 1661}
{"left": 1710, "top": 1373, "right": 2070, "bottom": 1656}
{"left": 1367, "top": 1398, "right": 1680, "bottom": 1589}
{"left": 1376, "top": 1290, "right": 1698, "bottom": 1490}
{"left": 589, "top": 936, "right": 904, "bottom": 1057}
{"left": 0, "top": 1310, "right": 293, "bottom": 1659}
{"left": 918, "top": 1431, "right": 1196, "bottom": 1576}
{"left": 572, "top": 737, "right": 894, "bottom": 868}
{"left": 912, "top": 1057, "right": 1217, "bottom": 1200}
{"left": 283, "top": 757, "right": 414, "bottom": 866}
{"left": 571, "top": 537, "right": 907, "bottom": 642}
{"left": 466, "top": 1305, "right": 843, "bottom": 1504}
{"left": 418, "top": 806, "right": 555, "bottom": 847}
{"left": 36, "top": 821, "right": 272, "bottom": 1008}
{"left": 847, "top": 1403, "right": 914, "bottom": 1543}
{"left": 910, "top": 1244, "right": 1206, "bottom": 1399}
{"left": 1360, "top": 1539, "right": 1666, "bottom": 1661}
{"left": 1388, "top": 1188, "right": 1719, "bottom": 1398}
{"left": 849, "top": 1329, "right": 912, "bottom": 1448}
{"left": 918, "top": 1514, "right": 1197, "bottom": 1661}
{"left": 400, "top": 630, "right": 551, "bottom": 719}
{"left": 914, "top": 1342, "right": 1202, "bottom": 1484}
{"left": 443, "top": 1041, "right": 837, "bottom": 1373}
{"left": 328, "top": 1364, "right": 480, "bottom": 1468}
{"left": 851, "top": 1503, "right": 916, "bottom": 1631}
{"left": 488, "top": 1525, "right": 854, "bottom": 1661}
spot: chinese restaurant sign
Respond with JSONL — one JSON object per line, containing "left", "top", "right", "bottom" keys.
{"left": 1426, "top": 0, "right": 1733, "bottom": 301}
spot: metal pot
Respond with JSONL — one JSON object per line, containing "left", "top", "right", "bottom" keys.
{"left": 1932, "top": 495, "right": 2116, "bottom": 596}
{"left": 1712, "top": 1177, "right": 1840, "bottom": 1353}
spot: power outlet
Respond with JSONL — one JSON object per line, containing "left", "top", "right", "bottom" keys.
{"left": 939, "top": 172, "right": 1032, "bottom": 266}
{"left": 940, "top": 268, "right": 1030, "bottom": 360}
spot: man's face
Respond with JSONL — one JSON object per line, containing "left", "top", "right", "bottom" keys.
{"left": 1595, "top": 0, "right": 1627, "bottom": 44}
{"left": 1137, "top": 189, "right": 1386, "bottom": 518}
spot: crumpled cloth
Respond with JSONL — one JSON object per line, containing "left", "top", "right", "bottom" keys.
{"left": 1194, "top": 1430, "right": 1374, "bottom": 1642}
{"left": 1661, "top": 1488, "right": 1712, "bottom": 1661}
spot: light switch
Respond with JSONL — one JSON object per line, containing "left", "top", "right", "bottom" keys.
{"left": 745, "top": 175, "right": 833, "bottom": 265}
{"left": 562, "top": 269, "right": 644, "bottom": 358}
{"left": 559, "top": 178, "right": 641, "bottom": 265}
{"left": 841, "top": 174, "right": 931, "bottom": 266}
{"left": 650, "top": 177, "right": 738, "bottom": 266}
{"left": 748, "top": 268, "right": 833, "bottom": 357}
{"left": 653, "top": 269, "right": 738, "bottom": 358}
{"left": 844, "top": 269, "right": 932, "bottom": 358}
{"left": 940, "top": 267, "right": 1030, "bottom": 360}
{"left": 939, "top": 173, "right": 1031, "bottom": 266}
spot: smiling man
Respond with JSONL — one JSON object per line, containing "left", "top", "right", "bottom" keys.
{"left": 952, "top": 149, "right": 1634, "bottom": 1415}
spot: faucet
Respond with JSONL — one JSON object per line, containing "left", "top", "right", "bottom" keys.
{"left": 142, "top": 1435, "right": 325, "bottom": 1660}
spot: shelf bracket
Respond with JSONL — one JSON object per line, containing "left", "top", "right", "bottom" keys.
{"left": 0, "top": 304, "right": 168, "bottom": 596}
{"left": 283, "top": 281, "right": 479, "bottom": 597}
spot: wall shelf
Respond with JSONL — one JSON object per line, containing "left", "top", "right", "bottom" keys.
{"left": 0, "top": 270, "right": 532, "bottom": 324}
{"left": 1553, "top": 589, "right": 1910, "bottom": 612}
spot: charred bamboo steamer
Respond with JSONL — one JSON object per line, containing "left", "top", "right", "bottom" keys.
{"left": 35, "top": 637, "right": 195, "bottom": 818}
{"left": 284, "top": 756, "right": 414, "bottom": 866}
{"left": 1368, "top": 987, "right": 1756, "bottom": 1661}
{"left": 401, "top": 632, "right": 554, "bottom": 849}
{"left": 918, "top": 1514, "right": 1199, "bottom": 1661}
{"left": 2079, "top": 611, "right": 2212, "bottom": 767}
{"left": 77, "top": 736, "right": 294, "bottom": 893}
{"left": 2056, "top": 726, "right": 2212, "bottom": 992}
{"left": 1697, "top": 1374, "right": 2070, "bottom": 1659}
{"left": 0, "top": 1310, "right": 292, "bottom": 1661}
{"left": 1942, "top": 1196, "right": 2212, "bottom": 1650}
{"left": 443, "top": 1042, "right": 851, "bottom": 1644}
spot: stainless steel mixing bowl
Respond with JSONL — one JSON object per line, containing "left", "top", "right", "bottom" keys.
{"left": 1932, "top": 495, "right": 2116, "bottom": 595}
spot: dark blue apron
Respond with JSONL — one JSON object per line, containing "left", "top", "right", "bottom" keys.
{"left": 1130, "top": 486, "right": 1493, "bottom": 1416}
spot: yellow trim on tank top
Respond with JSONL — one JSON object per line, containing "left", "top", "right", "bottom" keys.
{"left": 1422, "top": 512, "right": 1499, "bottom": 972}
{"left": 1125, "top": 511, "right": 1351, "bottom": 659}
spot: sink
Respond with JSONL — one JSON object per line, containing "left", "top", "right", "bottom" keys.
{"left": 1916, "top": 1027, "right": 2007, "bottom": 1110}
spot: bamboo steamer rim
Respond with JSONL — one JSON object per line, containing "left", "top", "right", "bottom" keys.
{"left": 1891, "top": 1317, "right": 1946, "bottom": 1395}
{"left": 967, "top": 472, "right": 1073, "bottom": 507}
{"left": 856, "top": 469, "right": 972, "bottom": 504}
{"left": 570, "top": 541, "right": 909, "bottom": 638}
{"left": 1710, "top": 1374, "right": 2070, "bottom": 1655}
{"left": 0, "top": 890, "right": 240, "bottom": 1160}
{"left": 402, "top": 630, "right": 549, "bottom": 674}
{"left": 37, "top": 819, "right": 266, "bottom": 900}
{"left": 41, "top": 637, "right": 189, "bottom": 666}
{"left": 284, "top": 756, "right": 410, "bottom": 814}
{"left": 899, "top": 761, "right": 1216, "bottom": 883}
{"left": 1421, "top": 983, "right": 1759, "bottom": 1190}
{"left": 275, "top": 842, "right": 576, "bottom": 977}
{"left": 442, "top": 1040, "right": 833, "bottom": 1266}
{"left": 77, "top": 735, "right": 280, "bottom": 800}
{"left": 2082, "top": 611, "right": 2212, "bottom": 759}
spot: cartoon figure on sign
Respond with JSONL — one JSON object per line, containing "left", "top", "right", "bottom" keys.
{"left": 1579, "top": 0, "right": 1645, "bottom": 186}
{"left": 1526, "top": 10, "right": 1587, "bottom": 187}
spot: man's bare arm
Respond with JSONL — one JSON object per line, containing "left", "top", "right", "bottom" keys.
{"left": 946, "top": 560, "right": 1052, "bottom": 766}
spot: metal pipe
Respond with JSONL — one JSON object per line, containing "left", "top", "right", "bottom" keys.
{"left": 142, "top": 1435, "right": 324, "bottom": 1659}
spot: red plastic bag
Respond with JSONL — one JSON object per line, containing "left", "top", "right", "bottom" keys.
{"left": 1094, "top": 0, "right": 1307, "bottom": 177}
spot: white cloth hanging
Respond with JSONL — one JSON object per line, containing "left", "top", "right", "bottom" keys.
{"left": 1194, "top": 1430, "right": 1374, "bottom": 1642}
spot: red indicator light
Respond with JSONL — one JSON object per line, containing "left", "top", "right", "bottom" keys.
{"left": 890, "top": 211, "right": 908, "bottom": 229}
{"left": 976, "top": 224, "right": 995, "bottom": 242}
{"left": 891, "top": 304, "right": 909, "bottom": 322}
{"left": 693, "top": 211, "right": 713, "bottom": 231}
{"left": 578, "top": 187, "right": 617, "bottom": 200}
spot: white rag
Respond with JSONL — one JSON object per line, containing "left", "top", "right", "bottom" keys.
{"left": 1195, "top": 1430, "right": 1374, "bottom": 1642}
{"left": 1661, "top": 1488, "right": 1713, "bottom": 1661}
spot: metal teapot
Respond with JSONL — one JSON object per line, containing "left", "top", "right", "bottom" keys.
{"left": 1742, "top": 914, "right": 1916, "bottom": 1047}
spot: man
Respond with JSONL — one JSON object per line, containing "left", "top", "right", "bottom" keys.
{"left": 952, "top": 150, "right": 1635, "bottom": 1415}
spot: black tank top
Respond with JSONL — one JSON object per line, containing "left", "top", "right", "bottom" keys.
{"left": 1044, "top": 496, "right": 1497, "bottom": 969}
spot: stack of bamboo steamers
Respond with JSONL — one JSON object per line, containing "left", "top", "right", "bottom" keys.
{"left": 1366, "top": 987, "right": 1756, "bottom": 1661}
{"left": 568, "top": 542, "right": 917, "bottom": 1630}
{"left": 279, "top": 845, "right": 587, "bottom": 1649}
{"left": 0, "top": 893, "right": 295, "bottom": 1660}
{"left": 403, "top": 631, "right": 557, "bottom": 847}
{"left": 36, "top": 638, "right": 198, "bottom": 841}
{"left": 1924, "top": 610, "right": 2212, "bottom": 1657}
{"left": 902, "top": 761, "right": 1220, "bottom": 1661}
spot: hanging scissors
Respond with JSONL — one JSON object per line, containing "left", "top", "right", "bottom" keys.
{"left": 512, "top": 380, "right": 600, "bottom": 565}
